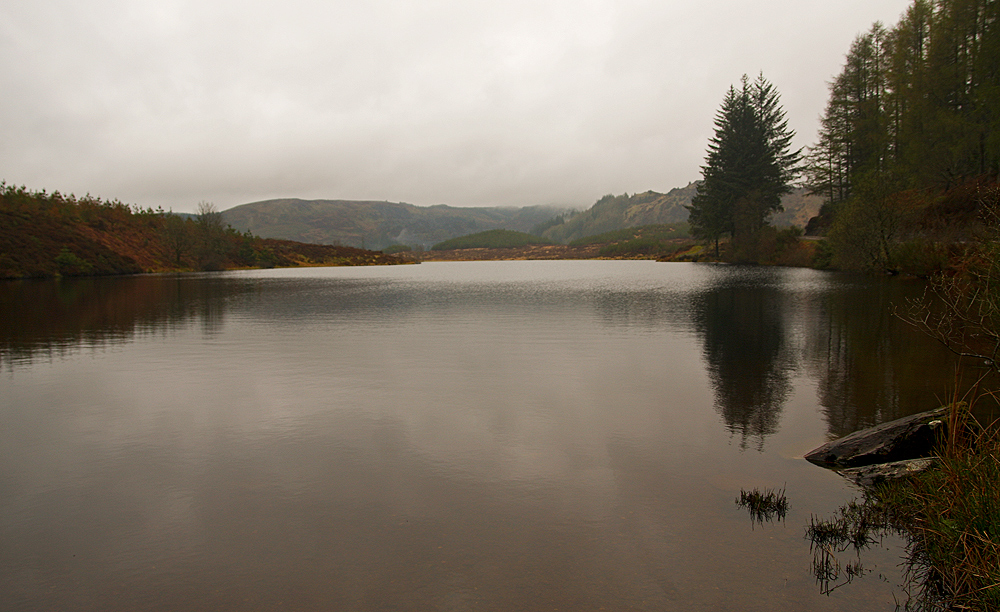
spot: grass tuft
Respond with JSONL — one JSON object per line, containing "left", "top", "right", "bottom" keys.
{"left": 737, "top": 486, "right": 788, "bottom": 527}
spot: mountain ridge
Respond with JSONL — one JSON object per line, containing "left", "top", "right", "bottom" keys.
{"left": 223, "top": 198, "right": 569, "bottom": 250}
{"left": 222, "top": 185, "right": 822, "bottom": 248}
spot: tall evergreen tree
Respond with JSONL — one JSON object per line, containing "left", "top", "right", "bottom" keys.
{"left": 808, "top": 0, "right": 999, "bottom": 204}
{"left": 806, "top": 24, "right": 894, "bottom": 207}
{"left": 888, "top": 1, "right": 935, "bottom": 182}
{"left": 688, "top": 74, "right": 801, "bottom": 255}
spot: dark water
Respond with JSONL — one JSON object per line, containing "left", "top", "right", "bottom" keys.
{"left": 0, "top": 261, "right": 983, "bottom": 611}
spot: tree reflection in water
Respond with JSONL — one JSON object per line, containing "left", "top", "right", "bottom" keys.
{"left": 693, "top": 269, "right": 792, "bottom": 450}
{"left": 690, "top": 266, "right": 980, "bottom": 451}
{"left": 0, "top": 274, "right": 248, "bottom": 368}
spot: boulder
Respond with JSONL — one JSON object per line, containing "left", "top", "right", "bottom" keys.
{"left": 805, "top": 407, "right": 947, "bottom": 468}
{"left": 837, "top": 458, "right": 937, "bottom": 487}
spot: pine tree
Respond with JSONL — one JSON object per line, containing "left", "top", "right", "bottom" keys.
{"left": 688, "top": 74, "right": 801, "bottom": 256}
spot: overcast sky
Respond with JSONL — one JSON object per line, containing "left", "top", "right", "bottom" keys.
{"left": 2, "top": 0, "right": 913, "bottom": 213}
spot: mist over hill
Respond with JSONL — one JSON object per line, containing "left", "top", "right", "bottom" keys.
{"left": 539, "top": 185, "right": 696, "bottom": 243}
{"left": 539, "top": 184, "right": 822, "bottom": 243}
{"left": 222, "top": 199, "right": 569, "bottom": 250}
{"left": 222, "top": 186, "right": 821, "bottom": 248}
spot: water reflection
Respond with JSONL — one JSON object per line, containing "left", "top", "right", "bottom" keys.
{"left": 0, "top": 265, "right": 977, "bottom": 437}
{"left": 691, "top": 267, "right": 793, "bottom": 450}
{"left": 800, "top": 274, "right": 990, "bottom": 438}
{"left": 685, "top": 266, "right": 983, "bottom": 447}
{"left": 0, "top": 262, "right": 977, "bottom": 612}
{"left": 0, "top": 275, "right": 251, "bottom": 367}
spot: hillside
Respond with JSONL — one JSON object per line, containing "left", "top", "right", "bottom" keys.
{"left": 0, "top": 185, "right": 406, "bottom": 279}
{"left": 222, "top": 199, "right": 569, "bottom": 250}
{"left": 540, "top": 186, "right": 695, "bottom": 243}
{"left": 771, "top": 189, "right": 825, "bottom": 228}
{"left": 540, "top": 184, "right": 822, "bottom": 243}
{"left": 220, "top": 186, "right": 821, "bottom": 249}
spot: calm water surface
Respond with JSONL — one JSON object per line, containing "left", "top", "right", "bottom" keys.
{"left": 0, "top": 261, "right": 977, "bottom": 611}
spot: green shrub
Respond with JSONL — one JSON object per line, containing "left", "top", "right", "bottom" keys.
{"left": 569, "top": 223, "right": 690, "bottom": 247}
{"left": 431, "top": 230, "right": 552, "bottom": 250}
{"left": 599, "top": 237, "right": 672, "bottom": 257}
{"left": 54, "top": 248, "right": 94, "bottom": 276}
{"left": 889, "top": 240, "right": 951, "bottom": 277}
{"left": 812, "top": 238, "right": 835, "bottom": 269}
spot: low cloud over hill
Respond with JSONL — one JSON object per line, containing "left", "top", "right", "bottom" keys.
{"left": 222, "top": 186, "right": 821, "bottom": 248}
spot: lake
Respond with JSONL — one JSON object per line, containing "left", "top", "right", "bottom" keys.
{"left": 0, "top": 261, "right": 982, "bottom": 611}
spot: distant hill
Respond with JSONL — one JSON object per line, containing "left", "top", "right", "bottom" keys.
{"left": 222, "top": 186, "right": 822, "bottom": 249}
{"left": 771, "top": 189, "right": 825, "bottom": 228}
{"left": 540, "top": 186, "right": 696, "bottom": 243}
{"left": 222, "top": 199, "right": 570, "bottom": 250}
{"left": 539, "top": 184, "right": 822, "bottom": 243}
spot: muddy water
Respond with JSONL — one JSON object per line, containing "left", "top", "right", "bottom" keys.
{"left": 0, "top": 261, "right": 977, "bottom": 611}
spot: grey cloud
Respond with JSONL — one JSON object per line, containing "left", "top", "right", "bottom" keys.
{"left": 1, "top": 0, "right": 913, "bottom": 212}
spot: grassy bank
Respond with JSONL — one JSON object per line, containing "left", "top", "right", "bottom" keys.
{"left": 811, "top": 402, "right": 1000, "bottom": 610}
{"left": 876, "top": 404, "right": 999, "bottom": 610}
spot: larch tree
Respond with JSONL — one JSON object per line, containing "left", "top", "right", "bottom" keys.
{"left": 807, "top": 0, "right": 999, "bottom": 270}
